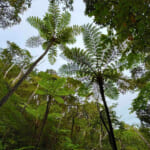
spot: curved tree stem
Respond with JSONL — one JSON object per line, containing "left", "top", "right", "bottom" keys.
{"left": 4, "top": 64, "right": 15, "bottom": 79}
{"left": 0, "top": 43, "right": 52, "bottom": 108}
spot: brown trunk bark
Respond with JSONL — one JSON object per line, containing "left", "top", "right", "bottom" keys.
{"left": 35, "top": 95, "right": 51, "bottom": 149}
{"left": 71, "top": 116, "right": 75, "bottom": 140}
{"left": 97, "top": 77, "right": 117, "bottom": 150}
{"left": 96, "top": 102, "right": 110, "bottom": 134}
{"left": 0, "top": 44, "right": 52, "bottom": 108}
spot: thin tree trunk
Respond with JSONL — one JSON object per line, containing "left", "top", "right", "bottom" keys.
{"left": 97, "top": 77, "right": 117, "bottom": 150}
{"left": 35, "top": 95, "right": 51, "bottom": 150}
{"left": 4, "top": 64, "right": 15, "bottom": 79}
{"left": 96, "top": 102, "right": 110, "bottom": 134}
{"left": 71, "top": 105, "right": 79, "bottom": 141}
{"left": 0, "top": 44, "right": 52, "bottom": 108}
{"left": 11, "top": 69, "right": 24, "bottom": 86}
{"left": 22, "top": 84, "right": 39, "bottom": 112}
{"left": 97, "top": 102, "right": 112, "bottom": 149}
{"left": 99, "top": 132, "right": 103, "bottom": 150}
{"left": 71, "top": 116, "right": 75, "bottom": 140}
{"left": 54, "top": 118, "right": 62, "bottom": 146}
{"left": 134, "top": 128, "right": 150, "bottom": 149}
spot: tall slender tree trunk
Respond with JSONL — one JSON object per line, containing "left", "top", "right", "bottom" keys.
{"left": 0, "top": 44, "right": 52, "bottom": 108}
{"left": 133, "top": 128, "right": 150, "bottom": 149}
{"left": 22, "top": 84, "right": 39, "bottom": 112}
{"left": 35, "top": 95, "right": 51, "bottom": 150}
{"left": 4, "top": 64, "right": 15, "bottom": 79}
{"left": 96, "top": 102, "right": 110, "bottom": 134}
{"left": 11, "top": 69, "right": 24, "bottom": 86}
{"left": 97, "top": 77, "right": 117, "bottom": 150}
{"left": 96, "top": 101, "right": 113, "bottom": 148}
{"left": 71, "top": 116, "right": 75, "bottom": 140}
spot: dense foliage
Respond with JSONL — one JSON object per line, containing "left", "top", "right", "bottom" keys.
{"left": 0, "top": 0, "right": 150, "bottom": 150}
{"left": 0, "top": 0, "right": 32, "bottom": 28}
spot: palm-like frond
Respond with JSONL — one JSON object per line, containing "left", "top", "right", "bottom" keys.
{"left": 62, "top": 46, "right": 96, "bottom": 75}
{"left": 59, "top": 63, "right": 93, "bottom": 77}
{"left": 26, "top": 2, "right": 81, "bottom": 65}
{"left": 82, "top": 24, "right": 101, "bottom": 55}
{"left": 59, "top": 63, "right": 79, "bottom": 76}
{"left": 26, "top": 36, "right": 44, "bottom": 48}
{"left": 82, "top": 24, "right": 120, "bottom": 71}
{"left": 57, "top": 25, "right": 82, "bottom": 44}
{"left": 104, "top": 80, "right": 119, "bottom": 100}
{"left": 60, "top": 24, "right": 120, "bottom": 78}
{"left": 48, "top": 1, "right": 61, "bottom": 26}
{"left": 27, "top": 17, "right": 44, "bottom": 32}
{"left": 56, "top": 11, "right": 71, "bottom": 33}
{"left": 59, "top": 23, "right": 131, "bottom": 97}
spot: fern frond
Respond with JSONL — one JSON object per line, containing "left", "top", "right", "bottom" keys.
{"left": 27, "top": 17, "right": 44, "bottom": 32}
{"left": 59, "top": 63, "right": 79, "bottom": 76}
{"left": 82, "top": 24, "right": 102, "bottom": 58}
{"left": 57, "top": 25, "right": 81, "bottom": 45}
{"left": 59, "top": 63, "right": 93, "bottom": 77}
{"left": 57, "top": 27, "right": 76, "bottom": 44}
{"left": 26, "top": 36, "right": 44, "bottom": 48}
{"left": 57, "top": 11, "right": 71, "bottom": 32}
{"left": 104, "top": 80, "right": 119, "bottom": 100}
{"left": 62, "top": 46, "right": 96, "bottom": 74}
{"left": 48, "top": 2, "right": 61, "bottom": 30}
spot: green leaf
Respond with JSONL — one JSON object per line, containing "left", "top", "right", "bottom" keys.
{"left": 48, "top": 113, "right": 62, "bottom": 120}
{"left": 38, "top": 79, "right": 51, "bottom": 90}
{"left": 53, "top": 78, "right": 66, "bottom": 89}
{"left": 54, "top": 96, "right": 64, "bottom": 104}
{"left": 36, "top": 89, "right": 47, "bottom": 95}
{"left": 56, "top": 88, "right": 74, "bottom": 96}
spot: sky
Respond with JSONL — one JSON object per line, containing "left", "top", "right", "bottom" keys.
{"left": 0, "top": 0, "right": 140, "bottom": 125}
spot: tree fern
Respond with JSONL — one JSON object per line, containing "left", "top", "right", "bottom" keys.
{"left": 59, "top": 23, "right": 131, "bottom": 150}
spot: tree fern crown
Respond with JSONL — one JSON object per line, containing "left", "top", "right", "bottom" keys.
{"left": 26, "top": 1, "right": 81, "bottom": 65}
{"left": 59, "top": 24, "right": 131, "bottom": 99}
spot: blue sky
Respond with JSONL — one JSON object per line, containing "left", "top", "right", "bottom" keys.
{"left": 0, "top": 0, "right": 140, "bottom": 125}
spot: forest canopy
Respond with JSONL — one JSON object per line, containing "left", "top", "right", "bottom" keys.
{"left": 0, "top": 0, "right": 150, "bottom": 150}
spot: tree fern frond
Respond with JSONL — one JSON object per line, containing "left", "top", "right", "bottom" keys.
{"left": 103, "top": 67, "right": 121, "bottom": 81}
{"left": 48, "top": 2, "right": 61, "bottom": 30}
{"left": 43, "top": 13, "right": 54, "bottom": 37}
{"left": 27, "top": 17, "right": 44, "bottom": 32}
{"left": 82, "top": 24, "right": 101, "bottom": 55}
{"left": 57, "top": 11, "right": 71, "bottom": 32}
{"left": 26, "top": 36, "right": 44, "bottom": 48}
{"left": 59, "top": 63, "right": 80, "bottom": 76}
{"left": 116, "top": 77, "right": 134, "bottom": 93}
{"left": 71, "top": 25, "right": 82, "bottom": 36}
{"left": 57, "top": 27, "right": 76, "bottom": 44}
{"left": 104, "top": 81, "right": 119, "bottom": 100}
{"left": 62, "top": 46, "right": 96, "bottom": 74}
{"left": 57, "top": 25, "right": 81, "bottom": 44}
{"left": 59, "top": 63, "right": 93, "bottom": 78}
